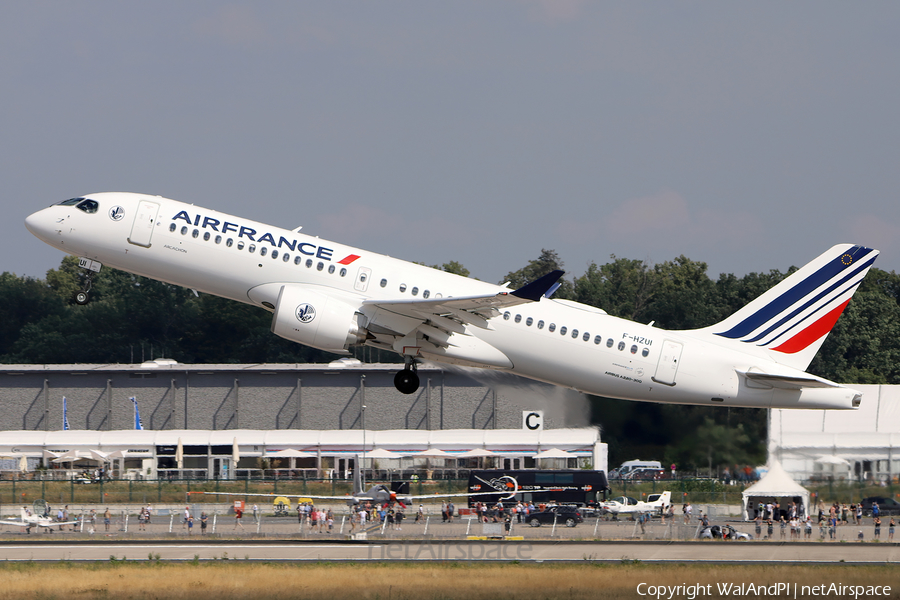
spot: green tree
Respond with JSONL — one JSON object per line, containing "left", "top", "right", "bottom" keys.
{"left": 0, "top": 272, "right": 66, "bottom": 357}
{"left": 573, "top": 256, "right": 657, "bottom": 320}
{"left": 500, "top": 249, "right": 573, "bottom": 299}
{"left": 647, "top": 256, "right": 716, "bottom": 329}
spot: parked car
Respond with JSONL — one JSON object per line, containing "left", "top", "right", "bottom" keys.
{"left": 698, "top": 524, "right": 752, "bottom": 541}
{"left": 623, "top": 467, "right": 666, "bottom": 481}
{"left": 526, "top": 506, "right": 584, "bottom": 527}
{"left": 860, "top": 497, "right": 900, "bottom": 516}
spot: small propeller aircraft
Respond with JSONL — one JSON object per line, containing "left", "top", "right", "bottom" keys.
{"left": 0, "top": 507, "right": 79, "bottom": 534}
{"left": 201, "top": 456, "right": 520, "bottom": 508}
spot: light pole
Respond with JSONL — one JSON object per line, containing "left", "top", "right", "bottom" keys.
{"left": 361, "top": 402, "right": 367, "bottom": 490}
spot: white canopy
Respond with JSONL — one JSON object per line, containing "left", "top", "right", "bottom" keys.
{"left": 741, "top": 461, "right": 810, "bottom": 520}
{"left": 364, "top": 448, "right": 405, "bottom": 459}
{"left": 533, "top": 448, "right": 570, "bottom": 459}
{"left": 268, "top": 449, "right": 315, "bottom": 458}
{"left": 458, "top": 448, "right": 496, "bottom": 458}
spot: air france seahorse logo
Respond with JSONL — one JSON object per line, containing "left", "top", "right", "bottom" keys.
{"left": 295, "top": 304, "right": 316, "bottom": 324}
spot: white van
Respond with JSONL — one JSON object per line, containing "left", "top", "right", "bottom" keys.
{"left": 611, "top": 460, "right": 662, "bottom": 479}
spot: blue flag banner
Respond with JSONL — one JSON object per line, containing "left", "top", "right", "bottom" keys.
{"left": 132, "top": 396, "right": 144, "bottom": 430}
{"left": 63, "top": 396, "right": 70, "bottom": 430}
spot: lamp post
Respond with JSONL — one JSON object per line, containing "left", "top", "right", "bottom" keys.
{"left": 361, "top": 402, "right": 367, "bottom": 490}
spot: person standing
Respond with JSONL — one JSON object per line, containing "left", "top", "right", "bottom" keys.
{"left": 200, "top": 512, "right": 208, "bottom": 535}
{"left": 873, "top": 515, "right": 882, "bottom": 539}
{"left": 233, "top": 506, "right": 244, "bottom": 529}
{"left": 187, "top": 514, "right": 194, "bottom": 535}
{"left": 104, "top": 508, "right": 111, "bottom": 532}
{"left": 888, "top": 517, "right": 895, "bottom": 542}
{"left": 416, "top": 504, "right": 425, "bottom": 523}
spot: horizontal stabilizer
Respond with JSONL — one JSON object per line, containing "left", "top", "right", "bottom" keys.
{"left": 738, "top": 370, "right": 840, "bottom": 390}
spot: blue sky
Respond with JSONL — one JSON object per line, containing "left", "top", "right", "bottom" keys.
{"left": 4, "top": 2, "right": 899, "bottom": 284}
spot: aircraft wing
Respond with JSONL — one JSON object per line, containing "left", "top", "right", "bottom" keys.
{"left": 363, "top": 270, "right": 565, "bottom": 330}
{"left": 738, "top": 370, "right": 842, "bottom": 390}
{"left": 0, "top": 520, "right": 30, "bottom": 529}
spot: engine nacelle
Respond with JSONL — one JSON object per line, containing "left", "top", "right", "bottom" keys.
{"left": 271, "top": 285, "right": 366, "bottom": 353}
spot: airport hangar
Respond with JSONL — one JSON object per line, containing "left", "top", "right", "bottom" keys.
{"left": 0, "top": 360, "right": 605, "bottom": 479}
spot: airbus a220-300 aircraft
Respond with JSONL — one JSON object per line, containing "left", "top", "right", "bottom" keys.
{"left": 26, "top": 193, "right": 878, "bottom": 410}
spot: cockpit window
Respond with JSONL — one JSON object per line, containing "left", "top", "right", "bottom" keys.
{"left": 76, "top": 199, "right": 99, "bottom": 214}
{"left": 57, "top": 198, "right": 85, "bottom": 206}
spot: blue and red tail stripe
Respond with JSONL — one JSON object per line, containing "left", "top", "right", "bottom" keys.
{"left": 714, "top": 245, "right": 876, "bottom": 353}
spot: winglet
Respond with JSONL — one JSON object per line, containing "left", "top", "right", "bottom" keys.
{"left": 510, "top": 270, "right": 565, "bottom": 302}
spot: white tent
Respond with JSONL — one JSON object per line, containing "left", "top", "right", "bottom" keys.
{"left": 741, "top": 461, "right": 810, "bottom": 520}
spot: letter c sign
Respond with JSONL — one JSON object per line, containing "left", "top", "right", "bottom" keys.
{"left": 523, "top": 411, "right": 544, "bottom": 431}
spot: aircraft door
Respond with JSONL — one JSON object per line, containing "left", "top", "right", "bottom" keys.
{"left": 354, "top": 267, "right": 372, "bottom": 292}
{"left": 652, "top": 340, "right": 683, "bottom": 386}
{"left": 128, "top": 200, "right": 160, "bottom": 248}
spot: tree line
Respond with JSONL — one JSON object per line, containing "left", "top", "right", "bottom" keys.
{"left": 2, "top": 250, "right": 898, "bottom": 472}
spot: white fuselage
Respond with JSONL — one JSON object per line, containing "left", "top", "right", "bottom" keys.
{"left": 25, "top": 192, "right": 863, "bottom": 409}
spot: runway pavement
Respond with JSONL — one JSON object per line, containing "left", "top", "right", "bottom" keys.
{"left": 2, "top": 511, "right": 896, "bottom": 563}
{"left": 0, "top": 539, "right": 897, "bottom": 564}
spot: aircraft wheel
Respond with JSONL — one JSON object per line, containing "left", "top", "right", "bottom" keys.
{"left": 565, "top": 518, "right": 577, "bottom": 527}
{"left": 74, "top": 291, "right": 90, "bottom": 305}
{"left": 394, "top": 370, "right": 420, "bottom": 395}
{"left": 529, "top": 518, "right": 541, "bottom": 528}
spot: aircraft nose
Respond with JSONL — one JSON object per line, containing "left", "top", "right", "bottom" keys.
{"left": 25, "top": 208, "right": 54, "bottom": 240}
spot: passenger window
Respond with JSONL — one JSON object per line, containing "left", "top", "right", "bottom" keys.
{"left": 380, "top": 279, "right": 387, "bottom": 288}
{"left": 583, "top": 332, "right": 590, "bottom": 342}
{"left": 328, "top": 264, "right": 335, "bottom": 274}
{"left": 526, "top": 317, "right": 533, "bottom": 326}
{"left": 503, "top": 312, "right": 510, "bottom": 320}
{"left": 181, "top": 226, "right": 188, "bottom": 235}
{"left": 618, "top": 341, "right": 625, "bottom": 351}
{"left": 422, "top": 290, "right": 430, "bottom": 299}
{"left": 226, "top": 238, "right": 233, "bottom": 247}
{"left": 76, "top": 200, "right": 99, "bottom": 213}
{"left": 203, "top": 232, "right": 210, "bottom": 241}
{"left": 400, "top": 284, "right": 407, "bottom": 292}
{"left": 549, "top": 323, "right": 556, "bottom": 332}
{"left": 515, "top": 314, "right": 522, "bottom": 323}
{"left": 294, "top": 256, "right": 302, "bottom": 265}
{"left": 270, "top": 249, "right": 278, "bottom": 259}
{"left": 169, "top": 223, "right": 176, "bottom": 232}
{"left": 340, "top": 268, "right": 347, "bottom": 277}
{"left": 306, "top": 259, "right": 313, "bottom": 268}
{"left": 317, "top": 262, "right": 324, "bottom": 271}
{"left": 642, "top": 348, "right": 650, "bottom": 357}
{"left": 249, "top": 244, "right": 256, "bottom": 253}
{"left": 215, "top": 235, "right": 222, "bottom": 244}
{"left": 260, "top": 247, "right": 267, "bottom": 256}
{"left": 571, "top": 329, "right": 578, "bottom": 338}
{"left": 594, "top": 335, "right": 602, "bottom": 345}
{"left": 631, "top": 345, "right": 638, "bottom": 354}
{"left": 411, "top": 287, "right": 419, "bottom": 296}
{"left": 606, "top": 338, "right": 614, "bottom": 348}
{"left": 192, "top": 229, "right": 199, "bottom": 238}
{"left": 560, "top": 326, "right": 567, "bottom": 336}
{"left": 283, "top": 253, "right": 290, "bottom": 262}
{"left": 537, "top": 320, "right": 544, "bottom": 329}
{"left": 237, "top": 241, "right": 245, "bottom": 250}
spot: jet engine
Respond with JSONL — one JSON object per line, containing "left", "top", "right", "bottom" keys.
{"left": 270, "top": 285, "right": 367, "bottom": 353}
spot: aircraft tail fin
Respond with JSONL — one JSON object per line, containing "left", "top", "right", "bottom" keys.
{"left": 704, "top": 244, "right": 878, "bottom": 371}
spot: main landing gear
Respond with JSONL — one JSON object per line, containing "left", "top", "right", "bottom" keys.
{"left": 393, "top": 359, "right": 420, "bottom": 395}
